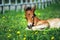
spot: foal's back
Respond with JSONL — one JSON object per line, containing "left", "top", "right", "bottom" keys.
{"left": 47, "top": 18, "right": 60, "bottom": 28}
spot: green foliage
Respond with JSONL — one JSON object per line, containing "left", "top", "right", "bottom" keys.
{"left": 0, "top": 3, "right": 60, "bottom": 40}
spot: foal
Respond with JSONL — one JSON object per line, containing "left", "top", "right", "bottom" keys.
{"left": 25, "top": 7, "right": 60, "bottom": 30}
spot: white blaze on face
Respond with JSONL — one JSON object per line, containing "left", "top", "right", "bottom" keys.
{"left": 28, "top": 19, "right": 33, "bottom": 26}
{"left": 28, "top": 23, "right": 32, "bottom": 26}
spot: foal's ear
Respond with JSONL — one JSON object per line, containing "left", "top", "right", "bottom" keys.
{"left": 24, "top": 5, "right": 31, "bottom": 11}
{"left": 31, "top": 5, "right": 36, "bottom": 12}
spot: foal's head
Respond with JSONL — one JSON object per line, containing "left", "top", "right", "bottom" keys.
{"left": 24, "top": 6, "right": 36, "bottom": 29}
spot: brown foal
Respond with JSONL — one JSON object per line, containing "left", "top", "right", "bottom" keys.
{"left": 24, "top": 6, "right": 60, "bottom": 30}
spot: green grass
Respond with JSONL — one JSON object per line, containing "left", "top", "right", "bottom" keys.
{"left": 0, "top": 3, "right": 60, "bottom": 40}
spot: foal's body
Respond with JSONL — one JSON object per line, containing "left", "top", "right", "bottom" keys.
{"left": 32, "top": 16, "right": 60, "bottom": 30}
{"left": 47, "top": 18, "right": 60, "bottom": 28}
{"left": 24, "top": 6, "right": 60, "bottom": 30}
{"left": 33, "top": 16, "right": 48, "bottom": 26}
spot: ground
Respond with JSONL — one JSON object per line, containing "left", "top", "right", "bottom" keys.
{"left": 0, "top": 3, "right": 60, "bottom": 40}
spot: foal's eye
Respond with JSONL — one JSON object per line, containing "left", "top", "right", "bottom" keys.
{"left": 28, "top": 14, "right": 30, "bottom": 15}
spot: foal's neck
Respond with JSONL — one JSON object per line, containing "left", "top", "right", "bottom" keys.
{"left": 34, "top": 13, "right": 41, "bottom": 20}
{"left": 33, "top": 15, "right": 41, "bottom": 26}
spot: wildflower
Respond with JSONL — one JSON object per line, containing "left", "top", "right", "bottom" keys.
{"left": 24, "top": 34, "right": 26, "bottom": 37}
{"left": 11, "top": 25, "right": 14, "bottom": 27}
{"left": 16, "top": 15, "right": 18, "bottom": 17}
{"left": 8, "top": 16, "right": 11, "bottom": 18}
{"left": 51, "top": 36, "right": 55, "bottom": 40}
{"left": 16, "top": 31, "right": 20, "bottom": 35}
{"left": 3, "top": 20, "right": 6, "bottom": 22}
{"left": 16, "top": 15, "right": 20, "bottom": 17}
{"left": 8, "top": 29, "right": 11, "bottom": 32}
{"left": 22, "top": 15, "right": 25, "bottom": 18}
{"left": 35, "top": 31, "right": 38, "bottom": 34}
{"left": 38, "top": 13, "right": 40, "bottom": 15}
{"left": 2, "top": 16, "right": 5, "bottom": 18}
{"left": 23, "top": 37, "right": 26, "bottom": 40}
{"left": 13, "top": 20, "right": 17, "bottom": 23}
{"left": 43, "top": 31, "right": 46, "bottom": 34}
{"left": 7, "top": 34, "right": 11, "bottom": 38}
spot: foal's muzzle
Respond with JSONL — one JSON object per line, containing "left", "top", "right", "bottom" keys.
{"left": 27, "top": 24, "right": 34, "bottom": 29}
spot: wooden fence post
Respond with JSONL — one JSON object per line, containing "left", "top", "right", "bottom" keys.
{"left": 30, "top": 0, "right": 32, "bottom": 3}
{"left": 38, "top": 0, "right": 41, "bottom": 9}
{"left": 2, "top": 0, "right": 4, "bottom": 14}
{"left": 25, "top": 0, "right": 28, "bottom": 3}
{"left": 48, "top": 0, "right": 51, "bottom": 6}
{"left": 34, "top": 0, "right": 36, "bottom": 3}
{"left": 45, "top": 0, "right": 47, "bottom": 8}
{"left": 41, "top": 0, "right": 45, "bottom": 9}
{"left": 15, "top": 0, "right": 17, "bottom": 12}
{"left": 21, "top": 0, "right": 24, "bottom": 12}
{"left": 53, "top": 0, "right": 55, "bottom": 4}
{"left": 30, "top": 0, "right": 32, "bottom": 7}
{"left": 9, "top": 0, "right": 11, "bottom": 12}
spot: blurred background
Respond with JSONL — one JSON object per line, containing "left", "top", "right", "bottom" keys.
{"left": 0, "top": 0, "right": 60, "bottom": 13}
{"left": 0, "top": 0, "right": 60, "bottom": 40}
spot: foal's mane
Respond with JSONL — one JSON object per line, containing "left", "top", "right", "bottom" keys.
{"left": 25, "top": 7, "right": 32, "bottom": 11}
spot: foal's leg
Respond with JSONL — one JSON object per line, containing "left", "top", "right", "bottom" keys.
{"left": 32, "top": 23, "right": 49, "bottom": 30}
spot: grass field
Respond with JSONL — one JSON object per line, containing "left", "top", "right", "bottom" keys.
{"left": 0, "top": 3, "right": 60, "bottom": 40}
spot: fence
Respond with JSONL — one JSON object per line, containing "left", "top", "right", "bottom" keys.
{"left": 0, "top": 0, "right": 58, "bottom": 14}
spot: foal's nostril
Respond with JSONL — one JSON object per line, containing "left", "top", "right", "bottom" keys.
{"left": 27, "top": 25, "right": 32, "bottom": 29}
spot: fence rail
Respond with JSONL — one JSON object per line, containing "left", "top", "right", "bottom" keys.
{"left": 0, "top": 0, "right": 58, "bottom": 14}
